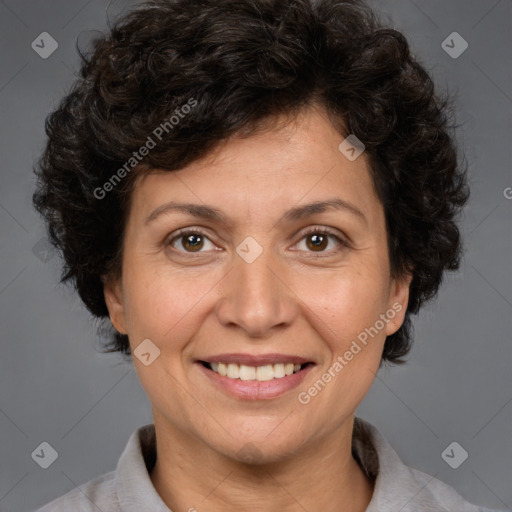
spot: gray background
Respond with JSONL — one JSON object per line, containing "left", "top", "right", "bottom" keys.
{"left": 0, "top": 0, "right": 511, "bottom": 510}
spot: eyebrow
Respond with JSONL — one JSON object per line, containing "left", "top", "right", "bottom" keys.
{"left": 144, "top": 198, "right": 367, "bottom": 226}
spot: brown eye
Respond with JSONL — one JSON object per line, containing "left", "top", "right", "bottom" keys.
{"left": 181, "top": 233, "right": 204, "bottom": 252}
{"left": 306, "top": 233, "right": 328, "bottom": 251}
{"left": 167, "top": 230, "right": 216, "bottom": 253}
{"left": 295, "top": 228, "right": 347, "bottom": 255}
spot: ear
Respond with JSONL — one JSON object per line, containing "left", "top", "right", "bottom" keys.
{"left": 385, "top": 272, "right": 412, "bottom": 336}
{"left": 102, "top": 275, "right": 128, "bottom": 335}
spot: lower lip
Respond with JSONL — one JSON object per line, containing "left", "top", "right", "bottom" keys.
{"left": 196, "top": 363, "right": 315, "bottom": 400}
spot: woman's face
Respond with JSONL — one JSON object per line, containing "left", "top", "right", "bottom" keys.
{"left": 104, "top": 106, "right": 411, "bottom": 462}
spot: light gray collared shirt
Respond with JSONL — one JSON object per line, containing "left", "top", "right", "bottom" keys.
{"left": 34, "top": 417, "right": 505, "bottom": 511}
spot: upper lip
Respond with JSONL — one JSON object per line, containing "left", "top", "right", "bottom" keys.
{"left": 198, "top": 353, "right": 314, "bottom": 366}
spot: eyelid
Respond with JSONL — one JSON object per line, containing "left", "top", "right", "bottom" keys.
{"left": 165, "top": 225, "right": 350, "bottom": 255}
{"left": 292, "top": 225, "right": 350, "bottom": 252}
{"left": 165, "top": 227, "right": 218, "bottom": 251}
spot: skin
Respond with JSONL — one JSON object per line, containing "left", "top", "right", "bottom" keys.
{"left": 104, "top": 105, "right": 412, "bottom": 512}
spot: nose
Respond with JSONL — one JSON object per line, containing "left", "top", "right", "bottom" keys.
{"left": 214, "top": 243, "right": 298, "bottom": 338}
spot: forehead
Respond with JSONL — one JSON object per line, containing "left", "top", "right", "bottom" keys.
{"left": 128, "top": 107, "right": 381, "bottom": 227}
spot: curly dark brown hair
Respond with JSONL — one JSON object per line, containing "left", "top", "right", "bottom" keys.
{"left": 32, "top": 0, "right": 469, "bottom": 364}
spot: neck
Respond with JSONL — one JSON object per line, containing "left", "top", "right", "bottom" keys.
{"left": 149, "top": 414, "right": 374, "bottom": 512}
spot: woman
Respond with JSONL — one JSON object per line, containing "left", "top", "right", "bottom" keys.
{"left": 32, "top": 0, "right": 504, "bottom": 510}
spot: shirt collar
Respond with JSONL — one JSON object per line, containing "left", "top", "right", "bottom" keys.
{"left": 356, "top": 418, "right": 479, "bottom": 511}
{"left": 114, "top": 417, "right": 465, "bottom": 512}
{"left": 116, "top": 423, "right": 170, "bottom": 512}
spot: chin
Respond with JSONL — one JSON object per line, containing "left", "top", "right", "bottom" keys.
{"left": 205, "top": 427, "right": 307, "bottom": 466}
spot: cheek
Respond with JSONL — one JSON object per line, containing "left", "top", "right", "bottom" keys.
{"left": 122, "top": 263, "right": 219, "bottom": 345}
{"left": 293, "top": 268, "right": 387, "bottom": 427}
{"left": 293, "top": 263, "right": 390, "bottom": 346}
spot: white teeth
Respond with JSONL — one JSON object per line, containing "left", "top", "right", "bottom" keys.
{"left": 207, "top": 361, "right": 305, "bottom": 381}
{"left": 227, "top": 363, "right": 239, "bottom": 379}
{"left": 256, "top": 365, "right": 274, "bottom": 381}
{"left": 218, "top": 362, "right": 228, "bottom": 377}
{"left": 273, "top": 363, "right": 285, "bottom": 378}
{"left": 239, "top": 364, "right": 256, "bottom": 381}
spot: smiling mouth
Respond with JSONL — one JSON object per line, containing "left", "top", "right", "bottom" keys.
{"left": 200, "top": 361, "right": 313, "bottom": 381}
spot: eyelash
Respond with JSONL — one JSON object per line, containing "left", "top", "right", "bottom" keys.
{"left": 166, "top": 226, "right": 348, "bottom": 256}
